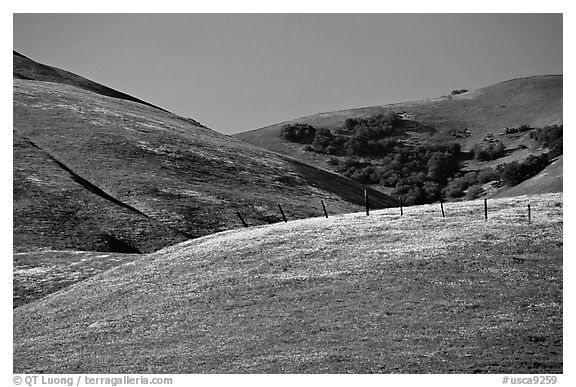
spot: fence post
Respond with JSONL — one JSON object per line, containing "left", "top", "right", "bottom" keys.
{"left": 321, "top": 200, "right": 328, "bottom": 218}
{"left": 278, "top": 204, "right": 287, "bottom": 223}
{"left": 364, "top": 189, "right": 369, "bottom": 216}
{"left": 528, "top": 203, "right": 531, "bottom": 224}
{"left": 440, "top": 199, "right": 445, "bottom": 218}
{"left": 237, "top": 211, "right": 248, "bottom": 228}
{"left": 484, "top": 199, "right": 488, "bottom": 220}
{"left": 400, "top": 196, "right": 403, "bottom": 216}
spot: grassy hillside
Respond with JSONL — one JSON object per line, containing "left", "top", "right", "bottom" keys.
{"left": 13, "top": 135, "right": 190, "bottom": 254}
{"left": 13, "top": 250, "right": 140, "bottom": 308}
{"left": 14, "top": 193, "right": 562, "bottom": 373}
{"left": 13, "top": 52, "right": 397, "bottom": 255}
{"left": 13, "top": 51, "right": 166, "bottom": 112}
{"left": 235, "top": 75, "right": 562, "bottom": 169}
{"left": 492, "top": 156, "right": 563, "bottom": 199}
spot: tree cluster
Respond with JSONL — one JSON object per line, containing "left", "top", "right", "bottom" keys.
{"left": 497, "top": 154, "right": 550, "bottom": 186}
{"left": 504, "top": 124, "right": 533, "bottom": 135}
{"left": 530, "top": 125, "right": 562, "bottom": 158}
{"left": 278, "top": 118, "right": 560, "bottom": 205}
{"left": 472, "top": 141, "right": 506, "bottom": 161}
{"left": 293, "top": 113, "right": 404, "bottom": 156}
{"left": 280, "top": 124, "right": 316, "bottom": 143}
{"left": 343, "top": 112, "right": 400, "bottom": 134}
{"left": 337, "top": 142, "right": 462, "bottom": 205}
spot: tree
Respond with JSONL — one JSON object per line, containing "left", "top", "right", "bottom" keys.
{"left": 473, "top": 141, "right": 506, "bottom": 161}
{"left": 312, "top": 128, "right": 334, "bottom": 152}
{"left": 477, "top": 168, "right": 498, "bottom": 184}
{"left": 280, "top": 124, "right": 316, "bottom": 143}
{"left": 500, "top": 162, "right": 522, "bottom": 186}
{"left": 490, "top": 141, "right": 506, "bottom": 159}
{"left": 344, "top": 118, "right": 357, "bottom": 130}
{"left": 463, "top": 171, "right": 478, "bottom": 186}
{"left": 343, "top": 136, "right": 368, "bottom": 156}
{"left": 444, "top": 177, "right": 468, "bottom": 198}
{"left": 423, "top": 181, "right": 442, "bottom": 202}
{"left": 465, "top": 185, "right": 483, "bottom": 200}
{"left": 427, "top": 152, "right": 452, "bottom": 181}
{"left": 473, "top": 145, "right": 491, "bottom": 161}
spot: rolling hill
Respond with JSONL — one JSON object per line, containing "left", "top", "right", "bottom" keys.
{"left": 235, "top": 75, "right": 563, "bottom": 178}
{"left": 492, "top": 156, "right": 563, "bottom": 199}
{"left": 13, "top": 193, "right": 562, "bottom": 373}
{"left": 13, "top": 51, "right": 167, "bottom": 112}
{"left": 13, "top": 51, "right": 397, "bottom": 255}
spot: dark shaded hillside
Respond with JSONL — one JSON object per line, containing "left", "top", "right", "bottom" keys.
{"left": 13, "top": 135, "right": 189, "bottom": 253}
{"left": 13, "top": 52, "right": 397, "bottom": 253}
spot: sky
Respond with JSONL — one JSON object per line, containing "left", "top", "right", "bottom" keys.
{"left": 13, "top": 13, "right": 562, "bottom": 134}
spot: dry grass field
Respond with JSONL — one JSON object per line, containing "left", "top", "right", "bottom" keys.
{"left": 13, "top": 193, "right": 562, "bottom": 374}
{"left": 13, "top": 52, "right": 396, "bottom": 255}
{"left": 13, "top": 250, "right": 140, "bottom": 308}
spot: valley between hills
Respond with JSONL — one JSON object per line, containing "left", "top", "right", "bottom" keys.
{"left": 12, "top": 51, "right": 562, "bottom": 373}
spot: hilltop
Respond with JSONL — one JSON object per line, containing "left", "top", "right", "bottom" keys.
{"left": 235, "top": 76, "right": 562, "bottom": 200}
{"left": 13, "top": 51, "right": 397, "bottom": 255}
{"left": 14, "top": 193, "right": 562, "bottom": 373}
{"left": 236, "top": 75, "right": 562, "bottom": 157}
{"left": 13, "top": 51, "right": 166, "bottom": 112}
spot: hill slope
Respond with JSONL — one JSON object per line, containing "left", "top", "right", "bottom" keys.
{"left": 13, "top": 51, "right": 166, "bottom": 112}
{"left": 13, "top": 51, "right": 397, "bottom": 254}
{"left": 235, "top": 75, "right": 562, "bottom": 170}
{"left": 13, "top": 193, "right": 562, "bottom": 373}
{"left": 492, "top": 156, "right": 563, "bottom": 198}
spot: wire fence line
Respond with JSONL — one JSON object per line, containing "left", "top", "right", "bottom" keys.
{"left": 234, "top": 189, "right": 540, "bottom": 228}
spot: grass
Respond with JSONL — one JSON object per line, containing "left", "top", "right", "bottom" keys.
{"left": 13, "top": 193, "right": 562, "bottom": 373}
{"left": 13, "top": 251, "right": 140, "bottom": 308}
{"left": 13, "top": 52, "right": 396, "bottom": 254}
{"left": 13, "top": 51, "right": 165, "bottom": 112}
{"left": 493, "top": 156, "right": 563, "bottom": 198}
{"left": 235, "top": 75, "right": 562, "bottom": 175}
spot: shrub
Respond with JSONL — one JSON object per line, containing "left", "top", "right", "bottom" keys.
{"left": 500, "top": 162, "right": 522, "bottom": 186}
{"left": 427, "top": 152, "right": 460, "bottom": 182}
{"left": 444, "top": 177, "right": 468, "bottom": 198}
{"left": 344, "top": 118, "right": 358, "bottom": 130}
{"left": 465, "top": 185, "right": 483, "bottom": 200}
{"left": 403, "top": 186, "right": 425, "bottom": 205}
{"left": 325, "top": 145, "right": 339, "bottom": 155}
{"left": 422, "top": 181, "right": 442, "bottom": 202}
{"left": 280, "top": 124, "right": 316, "bottom": 143}
{"left": 343, "top": 136, "right": 368, "bottom": 156}
{"left": 463, "top": 171, "right": 478, "bottom": 186}
{"left": 327, "top": 157, "right": 340, "bottom": 166}
{"left": 505, "top": 125, "right": 532, "bottom": 135}
{"left": 498, "top": 154, "right": 550, "bottom": 186}
{"left": 477, "top": 168, "right": 498, "bottom": 184}
{"left": 531, "top": 125, "right": 563, "bottom": 158}
{"left": 341, "top": 113, "right": 401, "bottom": 140}
{"left": 311, "top": 128, "right": 335, "bottom": 153}
{"left": 473, "top": 141, "right": 506, "bottom": 161}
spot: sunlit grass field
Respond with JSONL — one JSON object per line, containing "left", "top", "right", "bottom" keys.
{"left": 13, "top": 193, "right": 562, "bottom": 373}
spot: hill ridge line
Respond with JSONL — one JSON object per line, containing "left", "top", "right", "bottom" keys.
{"left": 20, "top": 135, "right": 194, "bottom": 240}
{"left": 13, "top": 51, "right": 170, "bottom": 114}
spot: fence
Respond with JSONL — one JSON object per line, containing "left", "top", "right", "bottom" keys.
{"left": 234, "top": 189, "right": 538, "bottom": 228}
